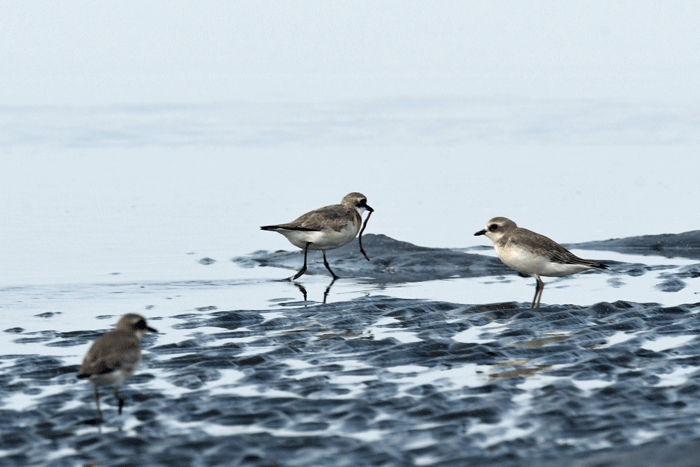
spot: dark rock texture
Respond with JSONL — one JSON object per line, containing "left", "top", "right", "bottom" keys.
{"left": 4, "top": 297, "right": 700, "bottom": 467}
{"left": 574, "top": 230, "right": 700, "bottom": 259}
{"left": 234, "top": 234, "right": 602, "bottom": 282}
{"left": 234, "top": 233, "right": 698, "bottom": 289}
{"left": 4, "top": 232, "right": 700, "bottom": 466}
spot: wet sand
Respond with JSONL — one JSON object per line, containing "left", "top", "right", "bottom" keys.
{"left": 1, "top": 233, "right": 699, "bottom": 466}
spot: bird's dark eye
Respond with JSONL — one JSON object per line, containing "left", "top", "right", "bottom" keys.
{"left": 358, "top": 199, "right": 367, "bottom": 207}
{"left": 489, "top": 224, "right": 498, "bottom": 231}
{"left": 135, "top": 319, "right": 147, "bottom": 330}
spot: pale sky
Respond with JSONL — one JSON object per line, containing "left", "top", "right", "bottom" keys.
{"left": 2, "top": 1, "right": 699, "bottom": 104}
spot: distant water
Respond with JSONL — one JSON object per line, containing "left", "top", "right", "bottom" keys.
{"left": 2, "top": 98, "right": 700, "bottom": 148}
{"left": 1, "top": 97, "right": 699, "bottom": 288}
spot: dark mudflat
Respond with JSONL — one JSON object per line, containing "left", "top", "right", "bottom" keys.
{"left": 4, "top": 296, "right": 700, "bottom": 467}
{"left": 3, "top": 232, "right": 700, "bottom": 466}
{"left": 573, "top": 229, "right": 700, "bottom": 260}
{"left": 235, "top": 233, "right": 700, "bottom": 288}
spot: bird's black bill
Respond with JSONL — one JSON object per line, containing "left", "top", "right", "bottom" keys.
{"left": 147, "top": 326, "right": 158, "bottom": 333}
{"left": 474, "top": 229, "right": 487, "bottom": 236}
{"left": 357, "top": 197, "right": 373, "bottom": 213}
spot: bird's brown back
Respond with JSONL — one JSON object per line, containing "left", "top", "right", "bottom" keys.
{"left": 78, "top": 330, "right": 141, "bottom": 378}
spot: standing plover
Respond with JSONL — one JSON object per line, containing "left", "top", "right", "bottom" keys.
{"left": 475, "top": 217, "right": 608, "bottom": 308}
{"left": 261, "top": 192, "right": 374, "bottom": 280}
{"left": 78, "top": 314, "right": 157, "bottom": 419}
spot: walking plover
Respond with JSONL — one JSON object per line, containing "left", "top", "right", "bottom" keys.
{"left": 78, "top": 314, "right": 157, "bottom": 419}
{"left": 475, "top": 217, "right": 608, "bottom": 308}
{"left": 261, "top": 192, "right": 373, "bottom": 280}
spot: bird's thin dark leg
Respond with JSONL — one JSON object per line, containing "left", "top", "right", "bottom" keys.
{"left": 93, "top": 387, "right": 103, "bottom": 420}
{"left": 292, "top": 243, "right": 311, "bottom": 280}
{"left": 536, "top": 277, "right": 545, "bottom": 308}
{"left": 531, "top": 277, "right": 545, "bottom": 309}
{"left": 114, "top": 387, "right": 124, "bottom": 415}
{"left": 322, "top": 251, "right": 339, "bottom": 280}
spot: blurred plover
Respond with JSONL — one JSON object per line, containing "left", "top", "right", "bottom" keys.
{"left": 261, "top": 192, "right": 374, "bottom": 280}
{"left": 475, "top": 217, "right": 608, "bottom": 308}
{"left": 78, "top": 314, "right": 157, "bottom": 419}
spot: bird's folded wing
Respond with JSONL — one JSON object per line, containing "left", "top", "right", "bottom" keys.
{"left": 78, "top": 340, "right": 139, "bottom": 377}
{"left": 275, "top": 205, "right": 352, "bottom": 232}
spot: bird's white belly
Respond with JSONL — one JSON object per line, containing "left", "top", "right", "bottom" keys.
{"left": 496, "top": 244, "right": 589, "bottom": 277}
{"left": 89, "top": 369, "right": 131, "bottom": 387}
{"left": 280, "top": 223, "right": 358, "bottom": 250}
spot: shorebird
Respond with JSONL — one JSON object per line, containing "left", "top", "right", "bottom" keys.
{"left": 475, "top": 217, "right": 608, "bottom": 308}
{"left": 78, "top": 314, "right": 157, "bottom": 419}
{"left": 261, "top": 192, "right": 374, "bottom": 280}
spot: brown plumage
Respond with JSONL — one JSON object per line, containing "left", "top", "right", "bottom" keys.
{"left": 476, "top": 217, "right": 608, "bottom": 308}
{"left": 78, "top": 313, "right": 157, "bottom": 419}
{"left": 261, "top": 192, "right": 374, "bottom": 280}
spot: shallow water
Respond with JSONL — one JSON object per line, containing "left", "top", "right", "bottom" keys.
{"left": 2, "top": 235, "right": 700, "bottom": 467}
{"left": 3, "top": 4, "right": 700, "bottom": 464}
